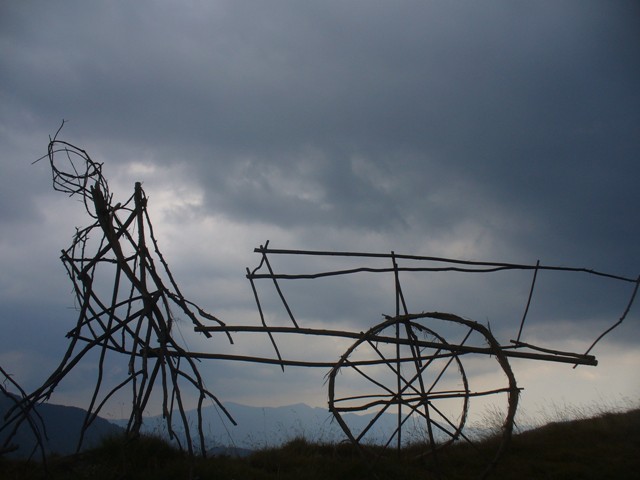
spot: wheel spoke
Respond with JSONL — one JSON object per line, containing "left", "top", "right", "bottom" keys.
{"left": 343, "top": 359, "right": 397, "bottom": 397}
{"left": 426, "top": 327, "right": 473, "bottom": 395}
{"left": 356, "top": 400, "right": 395, "bottom": 443}
{"left": 422, "top": 404, "right": 487, "bottom": 459}
{"left": 365, "top": 338, "right": 421, "bottom": 396}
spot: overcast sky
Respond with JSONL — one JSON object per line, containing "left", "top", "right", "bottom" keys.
{"left": 1, "top": 1, "right": 639, "bottom": 428}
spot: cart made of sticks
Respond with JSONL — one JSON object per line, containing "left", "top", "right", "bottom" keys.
{"left": 187, "top": 242, "right": 638, "bottom": 477}
{"left": 10, "top": 133, "right": 635, "bottom": 479}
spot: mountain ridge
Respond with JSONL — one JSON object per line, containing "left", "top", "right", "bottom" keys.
{"left": 116, "top": 401, "right": 388, "bottom": 451}
{"left": 3, "top": 395, "right": 465, "bottom": 458}
{"left": 0, "top": 392, "right": 124, "bottom": 458}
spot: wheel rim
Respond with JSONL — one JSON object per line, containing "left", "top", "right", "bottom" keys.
{"left": 328, "top": 312, "right": 518, "bottom": 477}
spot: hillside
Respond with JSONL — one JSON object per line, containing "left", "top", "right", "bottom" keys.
{"left": 490, "top": 407, "right": 640, "bottom": 479}
{"left": 0, "top": 393, "right": 123, "bottom": 458}
{"left": 2, "top": 407, "right": 638, "bottom": 479}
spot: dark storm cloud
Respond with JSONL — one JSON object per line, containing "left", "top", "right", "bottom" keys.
{"left": 1, "top": 0, "right": 637, "bottom": 280}
{"left": 3, "top": 0, "right": 636, "bottom": 271}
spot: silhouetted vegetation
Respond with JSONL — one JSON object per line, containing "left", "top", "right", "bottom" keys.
{"left": 2, "top": 408, "right": 638, "bottom": 479}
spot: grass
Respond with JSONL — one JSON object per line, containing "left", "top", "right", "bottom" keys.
{"left": 492, "top": 407, "right": 640, "bottom": 479}
{"left": 1, "top": 406, "right": 638, "bottom": 479}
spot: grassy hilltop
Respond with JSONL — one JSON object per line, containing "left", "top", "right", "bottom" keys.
{"left": 2, "top": 407, "right": 639, "bottom": 479}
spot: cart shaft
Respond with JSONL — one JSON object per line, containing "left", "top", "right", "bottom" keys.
{"left": 194, "top": 325, "right": 598, "bottom": 366}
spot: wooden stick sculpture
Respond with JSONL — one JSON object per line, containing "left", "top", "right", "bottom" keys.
{"left": 2, "top": 125, "right": 637, "bottom": 479}
{"left": 7, "top": 124, "right": 235, "bottom": 456}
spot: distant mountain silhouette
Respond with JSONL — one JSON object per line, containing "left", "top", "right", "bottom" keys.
{"left": 117, "top": 401, "right": 402, "bottom": 452}
{"left": 0, "top": 392, "right": 124, "bottom": 458}
{"left": 3, "top": 396, "right": 476, "bottom": 458}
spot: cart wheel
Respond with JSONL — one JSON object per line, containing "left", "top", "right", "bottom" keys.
{"left": 328, "top": 312, "right": 518, "bottom": 479}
